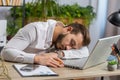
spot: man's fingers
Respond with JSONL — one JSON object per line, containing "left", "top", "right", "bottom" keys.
{"left": 55, "top": 57, "right": 64, "bottom": 64}
{"left": 49, "top": 58, "right": 64, "bottom": 67}
{"left": 35, "top": 53, "right": 64, "bottom": 68}
{"left": 48, "top": 62, "right": 58, "bottom": 68}
{"left": 53, "top": 58, "right": 64, "bottom": 67}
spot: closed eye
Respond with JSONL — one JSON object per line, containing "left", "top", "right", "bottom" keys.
{"left": 70, "top": 39, "right": 76, "bottom": 48}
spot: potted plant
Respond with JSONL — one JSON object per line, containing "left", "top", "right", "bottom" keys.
{"left": 7, "top": 0, "right": 96, "bottom": 38}
{"left": 107, "top": 60, "right": 118, "bottom": 71}
{"left": 10, "top": 0, "right": 96, "bottom": 25}
{"left": 6, "top": 16, "right": 22, "bottom": 40}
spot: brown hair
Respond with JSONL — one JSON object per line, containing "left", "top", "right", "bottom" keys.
{"left": 65, "top": 23, "right": 91, "bottom": 46}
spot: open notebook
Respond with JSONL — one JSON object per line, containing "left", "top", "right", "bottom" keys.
{"left": 63, "top": 35, "right": 120, "bottom": 69}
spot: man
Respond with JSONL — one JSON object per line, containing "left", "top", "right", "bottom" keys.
{"left": 1, "top": 19, "right": 90, "bottom": 68}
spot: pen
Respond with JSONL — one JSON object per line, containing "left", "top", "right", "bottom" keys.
{"left": 58, "top": 60, "right": 63, "bottom": 65}
{"left": 56, "top": 59, "right": 63, "bottom": 65}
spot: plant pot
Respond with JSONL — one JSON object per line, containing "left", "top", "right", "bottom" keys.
{"left": 117, "top": 63, "right": 120, "bottom": 69}
{"left": 107, "top": 64, "right": 117, "bottom": 71}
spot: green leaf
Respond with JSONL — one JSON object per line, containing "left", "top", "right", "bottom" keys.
{"left": 108, "top": 60, "right": 118, "bottom": 65}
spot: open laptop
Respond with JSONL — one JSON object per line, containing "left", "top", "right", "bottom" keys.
{"left": 63, "top": 35, "right": 120, "bottom": 69}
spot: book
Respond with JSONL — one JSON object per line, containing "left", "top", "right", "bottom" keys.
{"left": 15, "top": 0, "right": 18, "bottom": 5}
{"left": 12, "top": 0, "right": 16, "bottom": 6}
{"left": 9, "top": 0, "right": 13, "bottom": 5}
{"left": 6, "top": 0, "right": 10, "bottom": 5}
{"left": 0, "top": 0, "right": 2, "bottom": 5}
{"left": 13, "top": 64, "right": 58, "bottom": 77}
{"left": 18, "top": 0, "right": 22, "bottom": 6}
{"left": 2, "top": 0, "right": 6, "bottom": 5}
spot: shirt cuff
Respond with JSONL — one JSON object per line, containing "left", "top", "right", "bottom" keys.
{"left": 23, "top": 53, "right": 36, "bottom": 64}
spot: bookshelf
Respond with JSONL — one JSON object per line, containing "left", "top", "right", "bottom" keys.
{"left": 0, "top": 0, "right": 22, "bottom": 6}
{"left": 0, "top": 0, "right": 25, "bottom": 27}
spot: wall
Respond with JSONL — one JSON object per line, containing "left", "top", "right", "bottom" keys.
{"left": 88, "top": 0, "right": 108, "bottom": 52}
{"left": 26, "top": 0, "right": 90, "bottom": 7}
{"left": 105, "top": 0, "right": 120, "bottom": 37}
{"left": 0, "top": 7, "right": 10, "bottom": 19}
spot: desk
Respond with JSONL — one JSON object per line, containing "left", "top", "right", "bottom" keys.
{"left": 4, "top": 62, "right": 120, "bottom": 80}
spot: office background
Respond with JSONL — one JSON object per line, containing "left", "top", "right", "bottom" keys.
{"left": 0, "top": 0, "right": 103, "bottom": 51}
{"left": 0, "top": 0, "right": 120, "bottom": 80}
{"left": 0, "top": 0, "right": 120, "bottom": 55}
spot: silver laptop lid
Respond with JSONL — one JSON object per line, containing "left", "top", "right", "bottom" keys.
{"left": 83, "top": 35, "right": 120, "bottom": 69}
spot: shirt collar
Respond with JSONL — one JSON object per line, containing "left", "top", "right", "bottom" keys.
{"left": 46, "top": 19, "right": 57, "bottom": 45}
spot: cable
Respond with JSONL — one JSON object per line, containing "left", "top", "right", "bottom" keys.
{"left": 0, "top": 56, "right": 11, "bottom": 80}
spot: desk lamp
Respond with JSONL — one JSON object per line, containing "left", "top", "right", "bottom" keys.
{"left": 108, "top": 10, "right": 120, "bottom": 68}
{"left": 108, "top": 10, "right": 120, "bottom": 27}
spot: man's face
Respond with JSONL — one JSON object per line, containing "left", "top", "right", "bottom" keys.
{"left": 55, "top": 33, "right": 83, "bottom": 50}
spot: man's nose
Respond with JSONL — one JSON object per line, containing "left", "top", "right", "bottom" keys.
{"left": 65, "top": 45, "right": 72, "bottom": 50}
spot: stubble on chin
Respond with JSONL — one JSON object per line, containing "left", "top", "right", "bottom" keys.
{"left": 54, "top": 34, "right": 66, "bottom": 50}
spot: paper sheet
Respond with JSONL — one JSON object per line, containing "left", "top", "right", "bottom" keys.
{"left": 13, "top": 64, "right": 58, "bottom": 77}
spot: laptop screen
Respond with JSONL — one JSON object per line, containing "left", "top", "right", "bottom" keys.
{"left": 63, "top": 35, "right": 120, "bottom": 70}
{"left": 83, "top": 35, "right": 120, "bottom": 69}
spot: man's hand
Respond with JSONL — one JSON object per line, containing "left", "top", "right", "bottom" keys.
{"left": 34, "top": 52, "right": 64, "bottom": 68}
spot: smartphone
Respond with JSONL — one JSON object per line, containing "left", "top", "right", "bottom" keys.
{"left": 20, "top": 64, "right": 39, "bottom": 72}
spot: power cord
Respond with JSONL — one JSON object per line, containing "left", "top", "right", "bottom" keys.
{"left": 0, "top": 56, "right": 11, "bottom": 80}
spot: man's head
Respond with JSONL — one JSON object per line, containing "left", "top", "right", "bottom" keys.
{"left": 54, "top": 23, "right": 90, "bottom": 50}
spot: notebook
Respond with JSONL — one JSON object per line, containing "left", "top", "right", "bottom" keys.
{"left": 63, "top": 35, "right": 120, "bottom": 69}
{"left": 13, "top": 64, "right": 58, "bottom": 77}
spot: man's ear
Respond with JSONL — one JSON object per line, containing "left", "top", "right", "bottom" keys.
{"left": 63, "top": 26, "right": 73, "bottom": 34}
{"left": 66, "top": 26, "right": 73, "bottom": 32}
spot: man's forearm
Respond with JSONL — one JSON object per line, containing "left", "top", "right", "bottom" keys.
{"left": 34, "top": 52, "right": 64, "bottom": 67}
{"left": 1, "top": 48, "right": 35, "bottom": 63}
{"left": 62, "top": 47, "right": 89, "bottom": 59}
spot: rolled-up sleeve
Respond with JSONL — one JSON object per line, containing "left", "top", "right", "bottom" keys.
{"left": 62, "top": 47, "right": 89, "bottom": 59}
{"left": 1, "top": 24, "right": 36, "bottom": 63}
{"left": 1, "top": 48, "right": 35, "bottom": 63}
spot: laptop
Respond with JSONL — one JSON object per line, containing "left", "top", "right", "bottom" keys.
{"left": 63, "top": 35, "right": 120, "bottom": 69}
